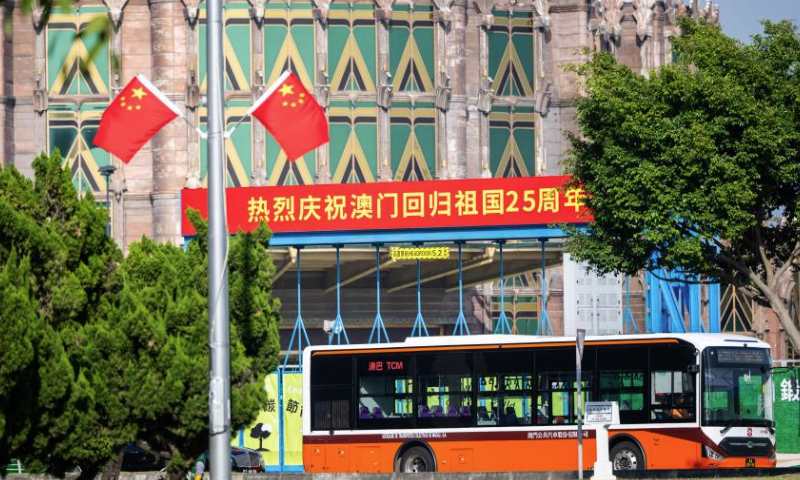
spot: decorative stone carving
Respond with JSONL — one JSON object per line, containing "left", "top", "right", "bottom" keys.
{"left": 474, "top": 0, "right": 495, "bottom": 29}
{"left": 315, "top": 70, "right": 331, "bottom": 108}
{"left": 251, "top": 69, "right": 265, "bottom": 100}
{"left": 432, "top": 0, "right": 453, "bottom": 25}
{"left": 312, "top": 0, "right": 332, "bottom": 22}
{"left": 633, "top": 0, "right": 655, "bottom": 41}
{"left": 531, "top": 0, "right": 550, "bottom": 31}
{"left": 248, "top": 0, "right": 267, "bottom": 24}
{"left": 31, "top": 4, "right": 45, "bottom": 33}
{"left": 590, "top": 0, "right": 624, "bottom": 44}
{"left": 33, "top": 75, "right": 48, "bottom": 114}
{"left": 110, "top": 169, "right": 128, "bottom": 202}
{"left": 374, "top": 0, "right": 394, "bottom": 23}
{"left": 534, "top": 79, "right": 551, "bottom": 116}
{"left": 182, "top": 0, "right": 203, "bottom": 26}
{"left": 186, "top": 69, "right": 201, "bottom": 110}
{"left": 698, "top": 0, "right": 720, "bottom": 24}
{"left": 103, "top": 0, "right": 130, "bottom": 30}
{"left": 435, "top": 69, "right": 452, "bottom": 112}
{"left": 376, "top": 68, "right": 393, "bottom": 110}
{"left": 477, "top": 76, "right": 494, "bottom": 114}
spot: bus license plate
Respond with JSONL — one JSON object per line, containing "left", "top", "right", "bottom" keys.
{"left": 745, "top": 458, "right": 756, "bottom": 468}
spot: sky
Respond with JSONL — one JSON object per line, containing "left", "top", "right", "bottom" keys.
{"left": 717, "top": 0, "right": 800, "bottom": 43}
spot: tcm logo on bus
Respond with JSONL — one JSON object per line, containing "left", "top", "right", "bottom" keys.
{"left": 367, "top": 360, "right": 404, "bottom": 372}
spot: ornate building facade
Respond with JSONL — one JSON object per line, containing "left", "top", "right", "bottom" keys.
{"left": 13, "top": 1, "right": 792, "bottom": 358}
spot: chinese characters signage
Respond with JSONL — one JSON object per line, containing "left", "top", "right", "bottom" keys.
{"left": 780, "top": 377, "right": 799, "bottom": 402}
{"left": 361, "top": 358, "right": 408, "bottom": 374}
{"left": 390, "top": 246, "right": 450, "bottom": 261}
{"left": 181, "top": 176, "right": 591, "bottom": 235}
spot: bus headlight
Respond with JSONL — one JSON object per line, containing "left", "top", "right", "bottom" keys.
{"left": 703, "top": 445, "right": 725, "bottom": 461}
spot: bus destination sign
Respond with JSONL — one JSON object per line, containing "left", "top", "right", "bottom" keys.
{"left": 715, "top": 348, "right": 769, "bottom": 366}
{"left": 362, "top": 359, "right": 406, "bottom": 373}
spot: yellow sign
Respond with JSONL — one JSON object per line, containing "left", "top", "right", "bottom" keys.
{"left": 390, "top": 246, "right": 450, "bottom": 261}
{"left": 235, "top": 372, "right": 303, "bottom": 468}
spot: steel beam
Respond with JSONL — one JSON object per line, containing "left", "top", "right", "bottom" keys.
{"left": 386, "top": 247, "right": 496, "bottom": 293}
{"left": 322, "top": 253, "right": 396, "bottom": 293}
{"left": 272, "top": 247, "right": 297, "bottom": 281}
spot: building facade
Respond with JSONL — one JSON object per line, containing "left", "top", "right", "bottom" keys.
{"left": 8, "top": 0, "right": 792, "bottom": 359}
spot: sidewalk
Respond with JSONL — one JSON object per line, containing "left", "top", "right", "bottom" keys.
{"left": 777, "top": 452, "right": 800, "bottom": 468}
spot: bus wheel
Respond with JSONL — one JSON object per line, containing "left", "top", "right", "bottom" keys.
{"left": 399, "top": 447, "right": 435, "bottom": 473}
{"left": 610, "top": 441, "right": 643, "bottom": 471}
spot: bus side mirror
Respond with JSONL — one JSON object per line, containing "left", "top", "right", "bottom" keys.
{"left": 687, "top": 364, "right": 700, "bottom": 374}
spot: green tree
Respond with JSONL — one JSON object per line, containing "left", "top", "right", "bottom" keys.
{"left": 86, "top": 210, "right": 281, "bottom": 480}
{"left": 567, "top": 18, "right": 800, "bottom": 352}
{"left": 0, "top": 152, "right": 122, "bottom": 477}
{"left": 0, "top": 153, "right": 281, "bottom": 480}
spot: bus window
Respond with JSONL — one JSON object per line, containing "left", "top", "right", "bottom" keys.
{"left": 597, "top": 347, "right": 646, "bottom": 423}
{"left": 536, "top": 349, "right": 593, "bottom": 425}
{"left": 310, "top": 354, "right": 353, "bottom": 431}
{"left": 417, "top": 353, "right": 473, "bottom": 428}
{"left": 356, "top": 355, "right": 413, "bottom": 429}
{"left": 474, "top": 351, "right": 534, "bottom": 427}
{"left": 649, "top": 345, "right": 697, "bottom": 422}
{"left": 651, "top": 371, "right": 695, "bottom": 421}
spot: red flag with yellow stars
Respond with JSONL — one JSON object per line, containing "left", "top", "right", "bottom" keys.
{"left": 94, "top": 75, "right": 182, "bottom": 163}
{"left": 248, "top": 71, "right": 329, "bottom": 161}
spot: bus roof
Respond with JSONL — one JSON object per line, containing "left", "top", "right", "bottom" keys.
{"left": 306, "top": 332, "right": 771, "bottom": 355}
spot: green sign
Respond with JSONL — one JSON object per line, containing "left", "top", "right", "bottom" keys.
{"left": 774, "top": 371, "right": 800, "bottom": 454}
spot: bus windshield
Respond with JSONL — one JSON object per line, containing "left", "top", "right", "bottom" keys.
{"left": 702, "top": 347, "right": 772, "bottom": 428}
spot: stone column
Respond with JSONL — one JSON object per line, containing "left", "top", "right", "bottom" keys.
{"left": 539, "top": 0, "right": 592, "bottom": 175}
{"left": 474, "top": 0, "right": 495, "bottom": 178}
{"left": 9, "top": 4, "right": 41, "bottom": 176}
{"left": 313, "top": 0, "right": 332, "bottom": 183}
{"left": 433, "top": 0, "right": 454, "bottom": 179}
{"left": 105, "top": 0, "right": 131, "bottom": 247}
{"left": 184, "top": 0, "right": 203, "bottom": 188}
{"left": 375, "top": 0, "right": 394, "bottom": 182}
{"left": 149, "top": 0, "right": 189, "bottom": 245}
{"left": 31, "top": 7, "right": 47, "bottom": 157}
{"left": 249, "top": 0, "right": 267, "bottom": 185}
{"left": 532, "top": 0, "right": 550, "bottom": 175}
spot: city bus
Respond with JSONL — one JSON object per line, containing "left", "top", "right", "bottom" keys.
{"left": 302, "top": 333, "right": 776, "bottom": 473}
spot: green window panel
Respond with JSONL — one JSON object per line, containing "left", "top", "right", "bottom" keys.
{"left": 488, "top": 10, "right": 535, "bottom": 98}
{"left": 489, "top": 106, "right": 535, "bottom": 177}
{"left": 264, "top": 2, "right": 316, "bottom": 88}
{"left": 491, "top": 272, "right": 539, "bottom": 334}
{"left": 389, "top": 5, "right": 435, "bottom": 93}
{"left": 390, "top": 101, "right": 436, "bottom": 181}
{"left": 265, "top": 132, "right": 316, "bottom": 186}
{"left": 329, "top": 101, "right": 378, "bottom": 183}
{"left": 47, "top": 102, "right": 111, "bottom": 195}
{"left": 198, "top": 2, "right": 252, "bottom": 92}
{"left": 46, "top": 7, "right": 110, "bottom": 95}
{"left": 200, "top": 100, "right": 253, "bottom": 187}
{"left": 329, "top": 3, "right": 376, "bottom": 92}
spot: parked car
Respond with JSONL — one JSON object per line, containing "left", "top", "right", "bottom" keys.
{"left": 230, "top": 446, "right": 264, "bottom": 473}
{"left": 122, "top": 443, "right": 165, "bottom": 472}
{"left": 194, "top": 446, "right": 265, "bottom": 474}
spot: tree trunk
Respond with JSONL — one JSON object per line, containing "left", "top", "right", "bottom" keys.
{"left": 100, "top": 447, "right": 125, "bottom": 480}
{"left": 752, "top": 272, "right": 800, "bottom": 355}
{"left": 771, "top": 299, "right": 800, "bottom": 356}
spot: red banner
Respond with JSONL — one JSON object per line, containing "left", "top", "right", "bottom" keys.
{"left": 180, "top": 176, "right": 591, "bottom": 236}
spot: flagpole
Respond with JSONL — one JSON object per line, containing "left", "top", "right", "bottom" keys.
{"left": 206, "top": 0, "right": 231, "bottom": 478}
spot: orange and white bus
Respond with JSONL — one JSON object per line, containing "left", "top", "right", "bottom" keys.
{"left": 302, "top": 333, "right": 775, "bottom": 473}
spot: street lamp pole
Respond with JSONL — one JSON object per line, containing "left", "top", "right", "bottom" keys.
{"left": 98, "top": 165, "right": 117, "bottom": 237}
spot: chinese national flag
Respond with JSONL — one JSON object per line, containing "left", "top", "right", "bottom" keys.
{"left": 94, "top": 75, "right": 181, "bottom": 163}
{"left": 249, "top": 71, "right": 329, "bottom": 161}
